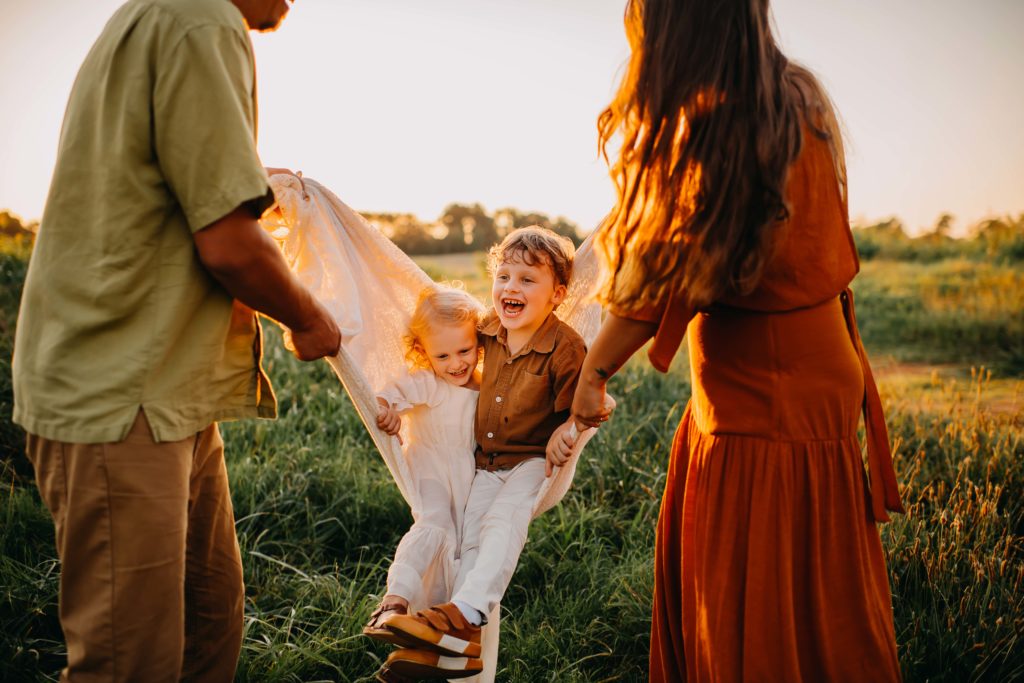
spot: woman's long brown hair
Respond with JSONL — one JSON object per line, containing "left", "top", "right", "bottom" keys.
{"left": 597, "top": 0, "right": 845, "bottom": 312}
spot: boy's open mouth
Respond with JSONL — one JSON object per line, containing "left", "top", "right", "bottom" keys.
{"left": 501, "top": 298, "right": 525, "bottom": 318}
{"left": 448, "top": 367, "right": 468, "bottom": 379}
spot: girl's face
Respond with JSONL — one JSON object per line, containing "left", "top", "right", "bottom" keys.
{"left": 419, "top": 320, "right": 480, "bottom": 387}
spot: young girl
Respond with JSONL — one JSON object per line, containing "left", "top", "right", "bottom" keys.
{"left": 362, "top": 284, "right": 485, "bottom": 675}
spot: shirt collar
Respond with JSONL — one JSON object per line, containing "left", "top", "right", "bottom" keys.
{"left": 480, "top": 310, "right": 560, "bottom": 356}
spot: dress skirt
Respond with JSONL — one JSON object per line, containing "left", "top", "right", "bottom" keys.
{"left": 650, "top": 296, "right": 901, "bottom": 682}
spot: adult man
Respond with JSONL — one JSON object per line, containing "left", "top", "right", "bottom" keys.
{"left": 12, "top": 0, "right": 338, "bottom": 680}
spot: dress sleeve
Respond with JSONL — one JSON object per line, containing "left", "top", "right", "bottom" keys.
{"left": 609, "top": 287, "right": 695, "bottom": 374}
{"left": 377, "top": 371, "right": 446, "bottom": 413}
{"left": 153, "top": 25, "right": 273, "bottom": 232}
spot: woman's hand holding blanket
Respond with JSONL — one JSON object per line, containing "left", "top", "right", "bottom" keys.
{"left": 573, "top": 379, "right": 615, "bottom": 429}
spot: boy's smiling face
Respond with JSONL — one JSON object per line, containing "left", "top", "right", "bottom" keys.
{"left": 492, "top": 253, "right": 567, "bottom": 339}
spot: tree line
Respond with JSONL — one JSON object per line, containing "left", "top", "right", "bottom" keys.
{"left": 363, "top": 203, "right": 582, "bottom": 254}
{"left": 6, "top": 208, "right": 1024, "bottom": 262}
{"left": 852, "top": 213, "right": 1024, "bottom": 263}
{"left": 2, "top": 205, "right": 583, "bottom": 256}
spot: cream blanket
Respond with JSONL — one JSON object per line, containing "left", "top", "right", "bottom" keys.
{"left": 261, "top": 173, "right": 602, "bottom": 681}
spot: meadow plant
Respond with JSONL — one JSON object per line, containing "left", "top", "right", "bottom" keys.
{"left": 1, "top": 241, "right": 1021, "bottom": 681}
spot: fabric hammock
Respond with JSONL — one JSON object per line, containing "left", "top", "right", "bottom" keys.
{"left": 261, "top": 173, "right": 603, "bottom": 682}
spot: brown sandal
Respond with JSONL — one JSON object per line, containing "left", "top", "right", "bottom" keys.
{"left": 362, "top": 598, "right": 416, "bottom": 647}
{"left": 374, "top": 662, "right": 418, "bottom": 683}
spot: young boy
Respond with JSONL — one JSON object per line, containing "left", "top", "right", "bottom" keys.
{"left": 380, "top": 226, "right": 585, "bottom": 679}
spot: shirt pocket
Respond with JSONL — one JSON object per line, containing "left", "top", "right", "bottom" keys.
{"left": 511, "top": 370, "right": 551, "bottom": 415}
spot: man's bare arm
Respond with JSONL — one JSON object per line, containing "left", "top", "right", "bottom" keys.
{"left": 194, "top": 203, "right": 340, "bottom": 361}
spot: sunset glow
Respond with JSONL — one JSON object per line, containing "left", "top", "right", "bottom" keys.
{"left": 1, "top": 0, "right": 1021, "bottom": 234}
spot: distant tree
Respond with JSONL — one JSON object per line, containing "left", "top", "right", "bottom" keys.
{"left": 971, "top": 214, "right": 1024, "bottom": 262}
{"left": 851, "top": 217, "right": 910, "bottom": 260}
{"left": 0, "top": 211, "right": 37, "bottom": 238}
{"left": 493, "top": 207, "right": 583, "bottom": 246}
{"left": 440, "top": 203, "right": 498, "bottom": 252}
{"left": 933, "top": 212, "right": 955, "bottom": 237}
{"left": 364, "top": 204, "right": 582, "bottom": 254}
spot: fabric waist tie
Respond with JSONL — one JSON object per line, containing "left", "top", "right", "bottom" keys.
{"left": 840, "top": 287, "right": 905, "bottom": 523}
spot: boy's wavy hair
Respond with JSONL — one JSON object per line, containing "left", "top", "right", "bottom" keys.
{"left": 486, "top": 226, "right": 576, "bottom": 289}
{"left": 404, "top": 283, "right": 486, "bottom": 370}
{"left": 596, "top": 0, "right": 846, "bottom": 313}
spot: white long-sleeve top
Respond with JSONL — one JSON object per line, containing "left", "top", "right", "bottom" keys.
{"left": 377, "top": 369, "right": 479, "bottom": 466}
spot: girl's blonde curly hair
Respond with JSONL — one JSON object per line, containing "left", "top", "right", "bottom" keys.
{"left": 404, "top": 283, "right": 486, "bottom": 370}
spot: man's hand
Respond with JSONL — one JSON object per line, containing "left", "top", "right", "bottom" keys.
{"left": 265, "top": 167, "right": 307, "bottom": 197}
{"left": 289, "top": 303, "right": 342, "bottom": 361}
{"left": 376, "top": 397, "right": 403, "bottom": 444}
{"left": 194, "top": 203, "right": 340, "bottom": 362}
{"left": 545, "top": 419, "right": 579, "bottom": 478}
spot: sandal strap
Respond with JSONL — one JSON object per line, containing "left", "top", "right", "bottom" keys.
{"left": 416, "top": 602, "right": 469, "bottom": 631}
{"left": 368, "top": 599, "right": 407, "bottom": 625}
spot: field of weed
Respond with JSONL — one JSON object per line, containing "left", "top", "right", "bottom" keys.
{"left": 1, "top": 241, "right": 1021, "bottom": 681}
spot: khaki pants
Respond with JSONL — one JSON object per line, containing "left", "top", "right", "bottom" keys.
{"left": 26, "top": 412, "right": 244, "bottom": 683}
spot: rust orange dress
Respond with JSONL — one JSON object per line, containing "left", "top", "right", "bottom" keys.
{"left": 618, "top": 127, "right": 904, "bottom": 682}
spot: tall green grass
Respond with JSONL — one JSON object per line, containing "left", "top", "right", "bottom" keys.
{"left": 0, "top": 236, "right": 30, "bottom": 475}
{"left": 852, "top": 260, "right": 1024, "bottom": 374}
{"left": 2, "top": 239, "right": 1022, "bottom": 681}
{"left": 882, "top": 369, "right": 1023, "bottom": 680}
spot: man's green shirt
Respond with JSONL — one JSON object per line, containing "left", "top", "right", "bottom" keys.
{"left": 13, "top": 0, "right": 279, "bottom": 443}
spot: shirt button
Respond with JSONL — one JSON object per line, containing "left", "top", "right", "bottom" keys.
{"left": 495, "top": 396, "right": 502, "bottom": 403}
{"left": 487, "top": 432, "right": 494, "bottom": 438}
{"left": 506, "top": 359, "right": 512, "bottom": 365}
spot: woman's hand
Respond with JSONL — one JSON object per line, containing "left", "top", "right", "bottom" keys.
{"left": 376, "top": 397, "right": 403, "bottom": 444}
{"left": 572, "top": 376, "right": 613, "bottom": 429}
{"left": 571, "top": 311, "right": 656, "bottom": 429}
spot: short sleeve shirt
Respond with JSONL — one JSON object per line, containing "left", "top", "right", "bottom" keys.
{"left": 475, "top": 312, "right": 586, "bottom": 457}
{"left": 13, "top": 0, "right": 277, "bottom": 443}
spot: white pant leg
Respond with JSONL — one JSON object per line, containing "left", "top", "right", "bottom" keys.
{"left": 387, "top": 475, "right": 457, "bottom": 604}
{"left": 452, "top": 469, "right": 505, "bottom": 601}
{"left": 451, "top": 459, "right": 547, "bottom": 615}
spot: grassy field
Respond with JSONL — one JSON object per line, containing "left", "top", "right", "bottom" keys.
{"left": 1, "top": 241, "right": 1022, "bottom": 682}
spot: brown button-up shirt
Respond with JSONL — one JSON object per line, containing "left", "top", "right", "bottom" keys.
{"left": 476, "top": 311, "right": 586, "bottom": 458}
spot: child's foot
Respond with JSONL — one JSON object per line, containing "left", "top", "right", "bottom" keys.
{"left": 382, "top": 648, "right": 484, "bottom": 680}
{"left": 362, "top": 597, "right": 414, "bottom": 646}
{"left": 382, "top": 602, "right": 482, "bottom": 658}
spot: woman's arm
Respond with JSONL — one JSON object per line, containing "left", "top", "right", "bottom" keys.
{"left": 572, "top": 313, "right": 658, "bottom": 428}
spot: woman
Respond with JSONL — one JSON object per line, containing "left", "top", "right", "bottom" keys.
{"left": 573, "top": 1, "right": 904, "bottom": 680}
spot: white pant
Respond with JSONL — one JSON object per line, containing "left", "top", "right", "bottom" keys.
{"left": 387, "top": 475, "right": 463, "bottom": 607}
{"left": 451, "top": 458, "right": 547, "bottom": 615}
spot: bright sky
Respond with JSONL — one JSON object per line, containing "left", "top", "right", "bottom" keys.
{"left": 1, "top": 0, "right": 1021, "bottom": 235}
